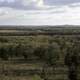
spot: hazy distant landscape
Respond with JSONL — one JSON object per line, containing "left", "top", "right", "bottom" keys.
{"left": 0, "top": 25, "right": 80, "bottom": 80}
{"left": 1, "top": 25, "right": 80, "bottom": 36}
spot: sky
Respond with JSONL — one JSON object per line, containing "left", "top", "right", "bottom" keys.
{"left": 0, "top": 0, "right": 80, "bottom": 25}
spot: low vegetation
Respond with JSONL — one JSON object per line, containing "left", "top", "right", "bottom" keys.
{"left": 0, "top": 26, "right": 80, "bottom": 80}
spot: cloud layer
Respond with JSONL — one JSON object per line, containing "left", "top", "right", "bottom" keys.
{"left": 0, "top": 0, "right": 80, "bottom": 25}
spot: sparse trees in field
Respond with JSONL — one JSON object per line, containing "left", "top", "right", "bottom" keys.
{"left": 39, "top": 42, "right": 60, "bottom": 80}
{"left": 65, "top": 41, "right": 79, "bottom": 80}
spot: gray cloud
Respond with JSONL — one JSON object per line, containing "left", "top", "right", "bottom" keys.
{"left": 44, "top": 0, "right": 80, "bottom": 6}
{"left": 0, "top": 0, "right": 26, "bottom": 10}
{"left": 0, "top": 0, "right": 80, "bottom": 25}
{"left": 0, "top": 0, "right": 42, "bottom": 10}
{"left": 0, "top": 0, "right": 80, "bottom": 10}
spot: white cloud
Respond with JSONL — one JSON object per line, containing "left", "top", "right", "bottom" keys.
{"left": 7, "top": 0, "right": 15, "bottom": 3}
{"left": 22, "top": 0, "right": 32, "bottom": 6}
{"left": 0, "top": 0, "right": 5, "bottom": 2}
{"left": 69, "top": 2, "right": 80, "bottom": 7}
{"left": 0, "top": 2, "right": 80, "bottom": 25}
{"left": 22, "top": 0, "right": 51, "bottom": 9}
{"left": 33, "top": 0, "right": 44, "bottom": 7}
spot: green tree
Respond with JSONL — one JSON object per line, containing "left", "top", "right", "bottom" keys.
{"left": 65, "top": 41, "right": 79, "bottom": 80}
{"left": 40, "top": 42, "right": 60, "bottom": 80}
{"left": 0, "top": 46, "right": 8, "bottom": 60}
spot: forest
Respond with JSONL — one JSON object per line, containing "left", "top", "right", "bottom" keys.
{"left": 0, "top": 26, "right": 80, "bottom": 80}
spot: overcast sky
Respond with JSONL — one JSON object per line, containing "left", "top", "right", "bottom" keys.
{"left": 0, "top": 0, "right": 80, "bottom": 25}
